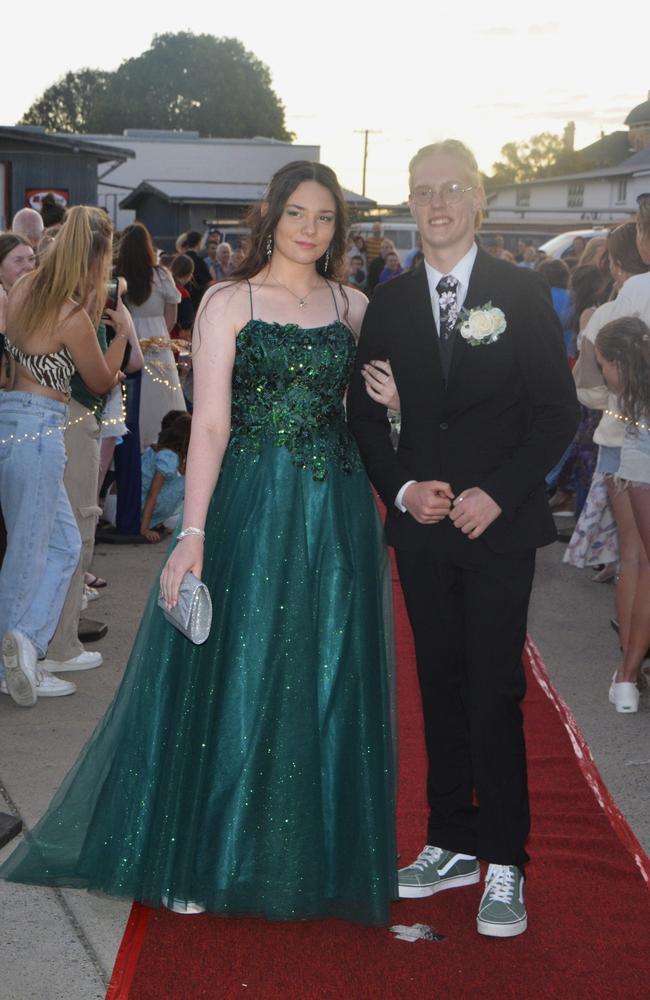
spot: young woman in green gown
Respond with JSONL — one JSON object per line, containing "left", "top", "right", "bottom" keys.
{"left": 1, "top": 162, "right": 398, "bottom": 926}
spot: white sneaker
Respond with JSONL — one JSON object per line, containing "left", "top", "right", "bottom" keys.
{"left": 1, "top": 669, "right": 76, "bottom": 699}
{"left": 1, "top": 630, "right": 38, "bottom": 707}
{"left": 608, "top": 675, "right": 640, "bottom": 713}
{"left": 41, "top": 650, "right": 103, "bottom": 673}
{"left": 35, "top": 669, "right": 76, "bottom": 697}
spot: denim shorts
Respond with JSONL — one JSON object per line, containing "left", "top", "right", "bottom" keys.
{"left": 618, "top": 425, "right": 650, "bottom": 486}
{"left": 596, "top": 445, "right": 621, "bottom": 477}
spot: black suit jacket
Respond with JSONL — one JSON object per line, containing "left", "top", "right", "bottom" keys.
{"left": 347, "top": 248, "right": 580, "bottom": 554}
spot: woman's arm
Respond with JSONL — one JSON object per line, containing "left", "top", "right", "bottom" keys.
{"left": 121, "top": 309, "right": 144, "bottom": 372}
{"left": 159, "top": 285, "right": 245, "bottom": 607}
{"left": 140, "top": 470, "right": 166, "bottom": 542}
{"left": 61, "top": 296, "right": 135, "bottom": 394}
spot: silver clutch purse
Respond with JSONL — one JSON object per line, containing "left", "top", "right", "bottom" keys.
{"left": 157, "top": 571, "right": 212, "bottom": 645}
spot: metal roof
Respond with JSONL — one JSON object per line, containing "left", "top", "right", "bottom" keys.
{"left": 120, "top": 179, "right": 376, "bottom": 209}
{"left": 0, "top": 126, "right": 134, "bottom": 162}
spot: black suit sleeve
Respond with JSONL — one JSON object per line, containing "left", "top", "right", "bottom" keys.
{"left": 478, "top": 271, "right": 580, "bottom": 518}
{"left": 347, "top": 286, "right": 414, "bottom": 508}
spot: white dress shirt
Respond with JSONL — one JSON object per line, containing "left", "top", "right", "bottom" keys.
{"left": 395, "top": 243, "right": 478, "bottom": 511}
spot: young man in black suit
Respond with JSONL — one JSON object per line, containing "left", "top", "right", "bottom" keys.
{"left": 347, "top": 140, "right": 579, "bottom": 938}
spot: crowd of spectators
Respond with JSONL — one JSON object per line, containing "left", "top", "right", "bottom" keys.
{"left": 1, "top": 194, "right": 650, "bottom": 713}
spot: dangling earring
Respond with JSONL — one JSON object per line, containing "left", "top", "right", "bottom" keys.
{"left": 323, "top": 247, "right": 330, "bottom": 274}
{"left": 266, "top": 233, "right": 273, "bottom": 261}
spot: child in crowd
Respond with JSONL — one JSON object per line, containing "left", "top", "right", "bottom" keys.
{"left": 140, "top": 412, "right": 192, "bottom": 542}
{"left": 595, "top": 315, "right": 650, "bottom": 713}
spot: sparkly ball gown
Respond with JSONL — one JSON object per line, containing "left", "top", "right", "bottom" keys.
{"left": 1, "top": 294, "right": 398, "bottom": 926}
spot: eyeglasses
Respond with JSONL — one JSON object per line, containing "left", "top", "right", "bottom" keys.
{"left": 410, "top": 182, "right": 474, "bottom": 207}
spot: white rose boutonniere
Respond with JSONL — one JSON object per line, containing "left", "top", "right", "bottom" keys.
{"left": 458, "top": 302, "right": 507, "bottom": 347}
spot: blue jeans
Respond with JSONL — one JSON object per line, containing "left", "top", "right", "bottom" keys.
{"left": 0, "top": 392, "right": 81, "bottom": 673}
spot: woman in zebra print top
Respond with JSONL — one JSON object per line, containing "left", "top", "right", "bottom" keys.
{"left": 0, "top": 206, "right": 131, "bottom": 707}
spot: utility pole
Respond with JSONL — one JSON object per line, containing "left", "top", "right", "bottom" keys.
{"left": 353, "top": 129, "right": 381, "bottom": 197}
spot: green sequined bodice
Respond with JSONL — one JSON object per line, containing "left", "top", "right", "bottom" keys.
{"left": 229, "top": 319, "right": 363, "bottom": 481}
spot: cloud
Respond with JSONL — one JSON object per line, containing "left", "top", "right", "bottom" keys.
{"left": 473, "top": 26, "right": 513, "bottom": 36}
{"left": 528, "top": 22, "right": 559, "bottom": 35}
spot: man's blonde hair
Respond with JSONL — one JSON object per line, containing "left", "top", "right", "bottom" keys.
{"left": 409, "top": 140, "right": 485, "bottom": 230}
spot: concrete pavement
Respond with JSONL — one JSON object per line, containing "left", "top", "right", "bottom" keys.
{"left": 0, "top": 530, "right": 647, "bottom": 1000}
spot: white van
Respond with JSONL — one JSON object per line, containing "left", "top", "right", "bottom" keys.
{"left": 351, "top": 221, "right": 419, "bottom": 264}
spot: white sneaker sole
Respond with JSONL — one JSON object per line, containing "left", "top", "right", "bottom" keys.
{"left": 398, "top": 869, "right": 480, "bottom": 898}
{"left": 477, "top": 914, "right": 528, "bottom": 937}
{"left": 2, "top": 633, "right": 37, "bottom": 707}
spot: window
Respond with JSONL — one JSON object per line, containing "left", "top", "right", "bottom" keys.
{"left": 616, "top": 179, "right": 627, "bottom": 204}
{"left": 516, "top": 187, "right": 530, "bottom": 208}
{"left": 568, "top": 182, "right": 584, "bottom": 208}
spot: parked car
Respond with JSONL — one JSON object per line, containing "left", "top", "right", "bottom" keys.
{"left": 538, "top": 229, "right": 610, "bottom": 260}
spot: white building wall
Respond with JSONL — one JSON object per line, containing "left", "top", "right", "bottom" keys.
{"left": 488, "top": 174, "right": 642, "bottom": 227}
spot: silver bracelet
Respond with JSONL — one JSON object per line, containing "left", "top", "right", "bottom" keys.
{"left": 177, "top": 526, "right": 205, "bottom": 541}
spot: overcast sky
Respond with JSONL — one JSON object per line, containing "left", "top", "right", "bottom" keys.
{"left": 3, "top": 0, "right": 648, "bottom": 203}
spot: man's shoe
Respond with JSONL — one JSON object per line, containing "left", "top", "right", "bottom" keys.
{"left": 78, "top": 619, "right": 108, "bottom": 643}
{"left": 41, "top": 650, "right": 103, "bottom": 673}
{"left": 477, "top": 864, "right": 527, "bottom": 938}
{"left": 1, "top": 630, "right": 38, "bottom": 707}
{"left": 398, "top": 845, "right": 480, "bottom": 898}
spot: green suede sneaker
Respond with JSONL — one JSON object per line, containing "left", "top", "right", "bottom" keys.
{"left": 477, "top": 864, "right": 527, "bottom": 937}
{"left": 398, "top": 845, "right": 480, "bottom": 898}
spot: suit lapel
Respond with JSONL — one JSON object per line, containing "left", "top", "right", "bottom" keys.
{"left": 404, "top": 263, "right": 445, "bottom": 386}
{"left": 447, "top": 247, "right": 493, "bottom": 384}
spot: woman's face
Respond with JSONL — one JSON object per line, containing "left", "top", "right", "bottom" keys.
{"left": 595, "top": 347, "right": 622, "bottom": 392}
{"left": 0, "top": 243, "right": 36, "bottom": 289}
{"left": 386, "top": 252, "right": 400, "bottom": 271}
{"left": 273, "top": 181, "right": 336, "bottom": 266}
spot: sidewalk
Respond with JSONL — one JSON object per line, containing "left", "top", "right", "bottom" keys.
{"left": 0, "top": 535, "right": 647, "bottom": 1000}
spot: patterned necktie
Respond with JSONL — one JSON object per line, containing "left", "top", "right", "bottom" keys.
{"left": 436, "top": 275, "right": 459, "bottom": 340}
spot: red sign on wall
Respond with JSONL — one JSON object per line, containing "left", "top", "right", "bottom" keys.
{"left": 25, "top": 188, "right": 69, "bottom": 211}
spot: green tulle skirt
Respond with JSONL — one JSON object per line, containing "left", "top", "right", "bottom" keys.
{"left": 1, "top": 442, "right": 397, "bottom": 925}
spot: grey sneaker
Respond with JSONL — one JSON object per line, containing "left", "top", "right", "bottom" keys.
{"left": 477, "top": 864, "right": 527, "bottom": 937}
{"left": 398, "top": 845, "right": 480, "bottom": 898}
{"left": 1, "top": 630, "right": 38, "bottom": 707}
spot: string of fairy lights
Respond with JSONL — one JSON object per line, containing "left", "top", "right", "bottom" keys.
{"left": 0, "top": 350, "right": 187, "bottom": 448}
{"left": 603, "top": 408, "right": 650, "bottom": 433}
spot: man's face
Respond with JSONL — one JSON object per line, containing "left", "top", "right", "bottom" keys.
{"left": 523, "top": 246, "right": 536, "bottom": 262}
{"left": 372, "top": 222, "right": 382, "bottom": 238}
{"left": 408, "top": 152, "right": 482, "bottom": 262}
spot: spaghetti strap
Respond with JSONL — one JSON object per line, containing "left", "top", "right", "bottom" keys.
{"left": 247, "top": 280, "right": 254, "bottom": 320}
{"left": 327, "top": 281, "right": 341, "bottom": 321}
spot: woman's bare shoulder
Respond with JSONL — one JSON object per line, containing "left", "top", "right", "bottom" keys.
{"left": 195, "top": 280, "right": 252, "bottom": 339}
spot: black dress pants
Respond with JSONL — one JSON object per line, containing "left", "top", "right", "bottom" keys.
{"left": 395, "top": 521, "right": 535, "bottom": 868}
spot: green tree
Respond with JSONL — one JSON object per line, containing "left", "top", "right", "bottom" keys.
{"left": 19, "top": 33, "right": 292, "bottom": 140}
{"left": 19, "top": 69, "right": 110, "bottom": 133}
{"left": 488, "top": 130, "right": 589, "bottom": 187}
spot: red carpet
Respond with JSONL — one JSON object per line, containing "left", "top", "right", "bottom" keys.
{"left": 107, "top": 573, "right": 650, "bottom": 1000}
